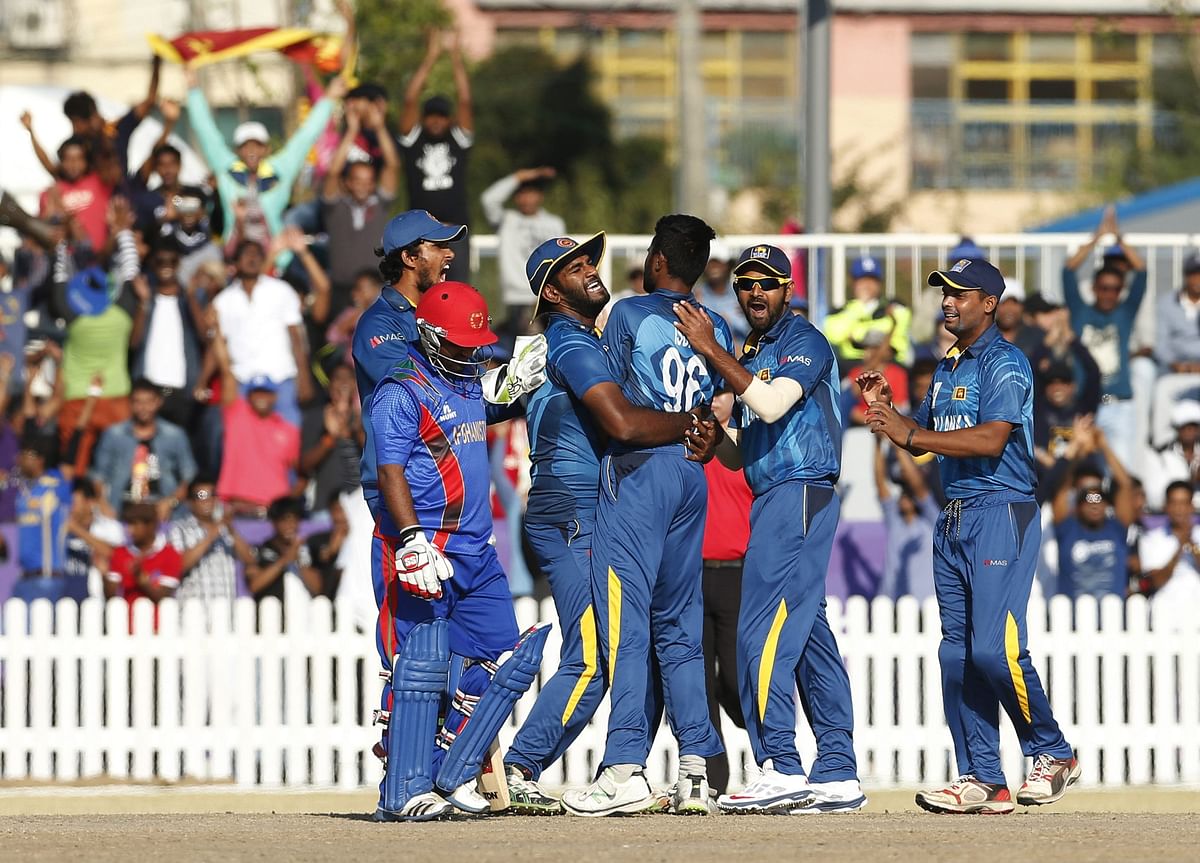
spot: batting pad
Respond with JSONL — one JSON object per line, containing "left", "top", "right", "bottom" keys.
{"left": 434, "top": 622, "right": 553, "bottom": 794}
{"left": 380, "top": 618, "right": 450, "bottom": 814}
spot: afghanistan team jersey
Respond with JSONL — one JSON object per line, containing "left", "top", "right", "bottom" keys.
{"left": 370, "top": 351, "right": 492, "bottom": 555}
{"left": 352, "top": 287, "right": 419, "bottom": 501}
{"left": 525, "top": 314, "right": 614, "bottom": 525}
{"left": 731, "top": 312, "right": 843, "bottom": 496}
{"left": 600, "top": 289, "right": 733, "bottom": 452}
{"left": 911, "top": 324, "right": 1037, "bottom": 501}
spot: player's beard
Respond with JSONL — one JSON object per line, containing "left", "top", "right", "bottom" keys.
{"left": 569, "top": 277, "right": 610, "bottom": 320}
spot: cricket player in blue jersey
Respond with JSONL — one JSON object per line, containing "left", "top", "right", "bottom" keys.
{"left": 502, "top": 234, "right": 714, "bottom": 813}
{"left": 369, "top": 282, "right": 551, "bottom": 822}
{"left": 561, "top": 214, "right": 731, "bottom": 817}
{"left": 861, "top": 257, "right": 1079, "bottom": 815}
{"left": 673, "top": 244, "right": 866, "bottom": 814}
{"left": 353, "top": 209, "right": 548, "bottom": 520}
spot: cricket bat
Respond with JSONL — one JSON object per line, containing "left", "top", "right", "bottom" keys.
{"left": 477, "top": 737, "right": 510, "bottom": 812}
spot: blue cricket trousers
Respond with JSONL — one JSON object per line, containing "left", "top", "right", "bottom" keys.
{"left": 738, "top": 481, "right": 857, "bottom": 781}
{"left": 934, "top": 493, "right": 1073, "bottom": 785}
{"left": 590, "top": 450, "right": 723, "bottom": 767}
{"left": 506, "top": 516, "right": 607, "bottom": 780}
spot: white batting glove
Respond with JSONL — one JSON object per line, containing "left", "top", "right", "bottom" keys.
{"left": 396, "top": 528, "right": 454, "bottom": 600}
{"left": 482, "top": 334, "right": 548, "bottom": 405}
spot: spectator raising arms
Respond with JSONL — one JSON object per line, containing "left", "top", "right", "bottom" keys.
{"left": 481, "top": 166, "right": 564, "bottom": 327}
{"left": 1062, "top": 206, "right": 1146, "bottom": 471}
{"left": 321, "top": 100, "right": 399, "bottom": 315}
{"left": 185, "top": 67, "right": 347, "bottom": 267}
{"left": 399, "top": 29, "right": 474, "bottom": 282}
{"left": 1052, "top": 426, "right": 1137, "bottom": 600}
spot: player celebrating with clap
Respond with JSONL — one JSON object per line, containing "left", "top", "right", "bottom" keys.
{"left": 859, "top": 257, "right": 1079, "bottom": 815}
{"left": 562, "top": 214, "right": 729, "bottom": 817}
{"left": 369, "top": 282, "right": 550, "bottom": 822}
{"left": 503, "top": 234, "right": 715, "bottom": 813}
{"left": 673, "top": 244, "right": 865, "bottom": 814}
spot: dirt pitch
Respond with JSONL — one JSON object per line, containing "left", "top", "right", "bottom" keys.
{"left": 1, "top": 789, "right": 1197, "bottom": 863}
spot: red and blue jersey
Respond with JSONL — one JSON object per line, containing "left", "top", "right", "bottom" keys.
{"left": 525, "top": 314, "right": 615, "bottom": 524}
{"left": 731, "top": 313, "right": 843, "bottom": 495}
{"left": 600, "top": 289, "right": 733, "bottom": 452}
{"left": 353, "top": 287, "right": 419, "bottom": 508}
{"left": 370, "top": 351, "right": 492, "bottom": 555}
{"left": 911, "top": 324, "right": 1037, "bottom": 500}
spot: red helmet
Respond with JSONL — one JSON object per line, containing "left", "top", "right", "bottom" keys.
{"left": 415, "top": 281, "right": 498, "bottom": 348}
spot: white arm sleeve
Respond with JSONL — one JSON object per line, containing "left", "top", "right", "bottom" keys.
{"left": 741, "top": 377, "right": 804, "bottom": 424}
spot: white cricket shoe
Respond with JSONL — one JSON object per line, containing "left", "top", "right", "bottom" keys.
{"left": 790, "top": 779, "right": 868, "bottom": 814}
{"left": 561, "top": 765, "right": 657, "bottom": 817}
{"left": 445, "top": 781, "right": 490, "bottom": 815}
{"left": 671, "top": 774, "right": 716, "bottom": 815}
{"left": 718, "top": 767, "right": 814, "bottom": 814}
{"left": 372, "top": 791, "right": 454, "bottom": 822}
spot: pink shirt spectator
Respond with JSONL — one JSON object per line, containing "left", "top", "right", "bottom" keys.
{"left": 41, "top": 174, "right": 112, "bottom": 250}
{"left": 217, "top": 399, "right": 299, "bottom": 506}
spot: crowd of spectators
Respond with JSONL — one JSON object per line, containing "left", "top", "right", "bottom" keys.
{"left": 0, "top": 28, "right": 1197, "bottom": 622}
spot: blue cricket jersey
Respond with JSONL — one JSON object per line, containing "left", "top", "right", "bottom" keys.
{"left": 731, "top": 313, "right": 843, "bottom": 496}
{"left": 525, "top": 314, "right": 614, "bottom": 525}
{"left": 911, "top": 324, "right": 1037, "bottom": 500}
{"left": 370, "top": 351, "right": 492, "bottom": 555}
{"left": 16, "top": 469, "right": 69, "bottom": 574}
{"left": 600, "top": 289, "right": 733, "bottom": 452}
{"left": 353, "top": 287, "right": 419, "bottom": 506}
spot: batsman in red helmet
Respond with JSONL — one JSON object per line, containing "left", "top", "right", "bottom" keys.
{"left": 368, "top": 281, "right": 550, "bottom": 822}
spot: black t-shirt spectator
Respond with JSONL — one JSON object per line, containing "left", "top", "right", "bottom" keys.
{"left": 252, "top": 536, "right": 312, "bottom": 605}
{"left": 398, "top": 126, "right": 472, "bottom": 226}
{"left": 306, "top": 530, "right": 342, "bottom": 599}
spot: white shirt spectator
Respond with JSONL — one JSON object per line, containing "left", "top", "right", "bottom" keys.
{"left": 480, "top": 172, "right": 566, "bottom": 306}
{"left": 213, "top": 275, "right": 302, "bottom": 383}
{"left": 1139, "top": 524, "right": 1200, "bottom": 625}
{"left": 169, "top": 512, "right": 238, "bottom": 602}
{"left": 144, "top": 294, "right": 187, "bottom": 389}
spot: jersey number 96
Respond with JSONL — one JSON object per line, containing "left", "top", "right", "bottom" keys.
{"left": 661, "top": 347, "right": 707, "bottom": 411}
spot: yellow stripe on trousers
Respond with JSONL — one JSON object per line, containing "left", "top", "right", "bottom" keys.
{"left": 561, "top": 603, "right": 598, "bottom": 726}
{"left": 607, "top": 568, "right": 622, "bottom": 682}
{"left": 757, "top": 599, "right": 790, "bottom": 722}
{"left": 1005, "top": 611, "right": 1032, "bottom": 724}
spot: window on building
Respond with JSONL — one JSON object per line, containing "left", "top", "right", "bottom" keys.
{"left": 910, "top": 30, "right": 1154, "bottom": 190}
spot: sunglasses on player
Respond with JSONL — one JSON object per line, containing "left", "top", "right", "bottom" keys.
{"left": 734, "top": 275, "right": 790, "bottom": 293}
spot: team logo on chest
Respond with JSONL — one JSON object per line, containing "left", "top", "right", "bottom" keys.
{"left": 758, "top": 368, "right": 772, "bottom": 382}
{"left": 952, "top": 386, "right": 968, "bottom": 400}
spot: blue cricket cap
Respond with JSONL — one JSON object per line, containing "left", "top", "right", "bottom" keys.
{"left": 380, "top": 210, "right": 466, "bottom": 255}
{"left": 526, "top": 232, "right": 606, "bottom": 318}
{"left": 927, "top": 258, "right": 1006, "bottom": 298}
{"left": 65, "top": 266, "right": 111, "bottom": 317}
{"left": 246, "top": 375, "right": 278, "bottom": 394}
{"left": 733, "top": 244, "right": 791, "bottom": 278}
{"left": 850, "top": 255, "right": 883, "bottom": 280}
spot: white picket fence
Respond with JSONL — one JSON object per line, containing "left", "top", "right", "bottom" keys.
{"left": 0, "top": 593, "right": 1197, "bottom": 790}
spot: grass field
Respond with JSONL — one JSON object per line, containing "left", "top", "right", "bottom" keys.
{"left": 0, "top": 787, "right": 1196, "bottom": 863}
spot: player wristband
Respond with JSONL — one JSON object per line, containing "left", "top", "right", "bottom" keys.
{"left": 905, "top": 428, "right": 916, "bottom": 450}
{"left": 398, "top": 525, "right": 423, "bottom": 545}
